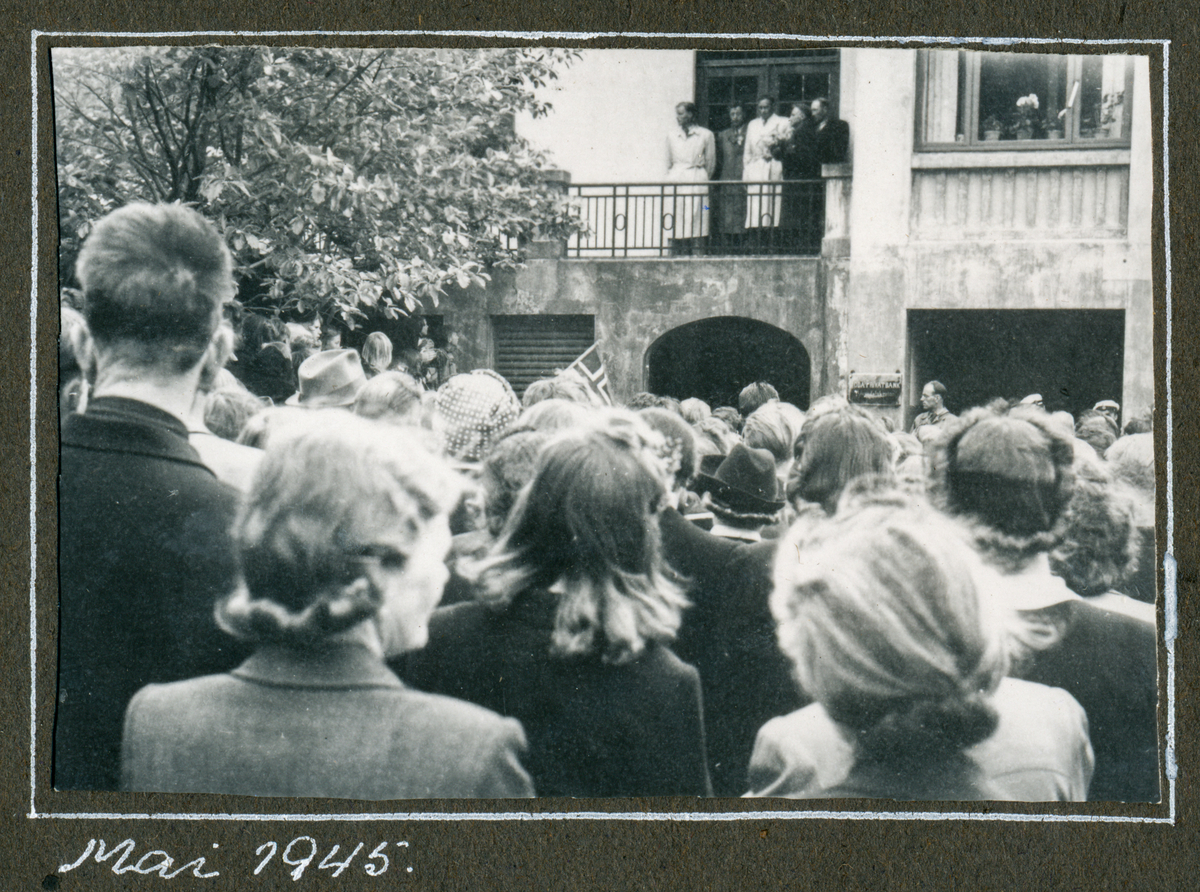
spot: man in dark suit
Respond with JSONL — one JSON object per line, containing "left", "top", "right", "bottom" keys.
{"left": 713, "top": 104, "right": 749, "bottom": 248}
{"left": 56, "top": 202, "right": 248, "bottom": 790}
{"left": 788, "top": 98, "right": 850, "bottom": 250}
{"left": 1015, "top": 600, "right": 1159, "bottom": 802}
{"left": 808, "top": 97, "right": 850, "bottom": 166}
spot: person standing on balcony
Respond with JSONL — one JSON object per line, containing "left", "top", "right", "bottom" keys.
{"left": 780, "top": 103, "right": 818, "bottom": 251}
{"left": 666, "top": 101, "right": 716, "bottom": 257}
{"left": 743, "top": 97, "right": 790, "bottom": 251}
{"left": 714, "top": 104, "right": 749, "bottom": 250}
{"left": 787, "top": 98, "right": 849, "bottom": 252}
{"left": 809, "top": 97, "right": 850, "bottom": 166}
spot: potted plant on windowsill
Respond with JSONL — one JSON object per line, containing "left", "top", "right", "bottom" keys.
{"left": 1100, "top": 90, "right": 1125, "bottom": 139}
{"left": 981, "top": 115, "right": 1004, "bottom": 141}
{"left": 1014, "top": 93, "right": 1040, "bottom": 140}
{"left": 1044, "top": 110, "right": 1065, "bottom": 140}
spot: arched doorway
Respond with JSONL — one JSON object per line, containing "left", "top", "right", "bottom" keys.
{"left": 646, "top": 317, "right": 811, "bottom": 410}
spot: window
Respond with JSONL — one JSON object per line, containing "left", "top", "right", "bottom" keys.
{"left": 696, "top": 50, "right": 840, "bottom": 133}
{"left": 917, "top": 51, "right": 1134, "bottom": 148}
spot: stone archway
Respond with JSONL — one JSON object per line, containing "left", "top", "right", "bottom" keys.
{"left": 646, "top": 317, "right": 811, "bottom": 410}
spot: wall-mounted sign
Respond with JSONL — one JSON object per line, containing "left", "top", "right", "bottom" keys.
{"left": 849, "top": 372, "right": 902, "bottom": 406}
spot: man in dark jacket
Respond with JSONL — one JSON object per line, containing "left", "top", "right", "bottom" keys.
{"left": 56, "top": 202, "right": 248, "bottom": 790}
{"left": 807, "top": 97, "right": 850, "bottom": 166}
{"left": 713, "top": 103, "right": 749, "bottom": 247}
{"left": 662, "top": 444, "right": 807, "bottom": 796}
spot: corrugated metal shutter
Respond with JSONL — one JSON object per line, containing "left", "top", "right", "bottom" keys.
{"left": 492, "top": 315, "right": 595, "bottom": 396}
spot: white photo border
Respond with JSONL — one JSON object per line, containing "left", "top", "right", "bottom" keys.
{"left": 29, "top": 29, "right": 1176, "bottom": 824}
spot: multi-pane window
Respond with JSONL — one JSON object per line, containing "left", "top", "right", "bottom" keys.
{"left": 917, "top": 51, "right": 1134, "bottom": 148}
{"left": 696, "top": 50, "right": 840, "bottom": 133}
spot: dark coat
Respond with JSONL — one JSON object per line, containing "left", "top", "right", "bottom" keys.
{"left": 1013, "top": 599, "right": 1159, "bottom": 802}
{"left": 56, "top": 397, "right": 249, "bottom": 790}
{"left": 399, "top": 588, "right": 712, "bottom": 798}
{"left": 230, "top": 344, "right": 296, "bottom": 404}
{"left": 813, "top": 117, "right": 851, "bottom": 165}
{"left": 714, "top": 124, "right": 748, "bottom": 235}
{"left": 783, "top": 124, "right": 820, "bottom": 180}
{"left": 659, "top": 508, "right": 807, "bottom": 796}
{"left": 122, "top": 644, "right": 534, "bottom": 799}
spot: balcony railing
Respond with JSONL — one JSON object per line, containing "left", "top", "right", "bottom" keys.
{"left": 566, "top": 180, "right": 825, "bottom": 258}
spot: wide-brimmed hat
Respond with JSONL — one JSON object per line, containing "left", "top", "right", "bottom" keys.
{"left": 696, "top": 442, "right": 785, "bottom": 514}
{"left": 287, "top": 349, "right": 367, "bottom": 408}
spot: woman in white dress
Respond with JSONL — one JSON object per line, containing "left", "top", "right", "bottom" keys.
{"left": 665, "top": 102, "right": 716, "bottom": 255}
{"left": 742, "top": 97, "right": 790, "bottom": 240}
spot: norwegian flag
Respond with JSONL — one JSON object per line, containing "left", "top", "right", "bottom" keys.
{"left": 567, "top": 343, "right": 614, "bottom": 406}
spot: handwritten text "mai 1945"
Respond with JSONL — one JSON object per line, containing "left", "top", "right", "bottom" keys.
{"left": 58, "top": 837, "right": 413, "bottom": 880}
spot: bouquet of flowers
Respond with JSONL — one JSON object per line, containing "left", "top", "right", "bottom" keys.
{"left": 764, "top": 124, "right": 792, "bottom": 160}
{"left": 1015, "top": 93, "right": 1040, "bottom": 129}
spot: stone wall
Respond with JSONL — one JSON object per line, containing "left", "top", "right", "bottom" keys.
{"left": 437, "top": 256, "right": 828, "bottom": 404}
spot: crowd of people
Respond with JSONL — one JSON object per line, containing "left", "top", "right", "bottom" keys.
{"left": 665, "top": 97, "right": 850, "bottom": 255}
{"left": 57, "top": 201, "right": 1158, "bottom": 803}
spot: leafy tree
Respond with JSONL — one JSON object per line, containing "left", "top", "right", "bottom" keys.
{"left": 53, "top": 46, "right": 582, "bottom": 325}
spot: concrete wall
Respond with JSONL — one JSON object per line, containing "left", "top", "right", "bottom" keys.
{"left": 839, "top": 49, "right": 1154, "bottom": 424}
{"left": 438, "top": 257, "right": 826, "bottom": 403}
{"left": 516, "top": 50, "right": 695, "bottom": 183}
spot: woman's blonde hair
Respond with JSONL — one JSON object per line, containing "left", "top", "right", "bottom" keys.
{"left": 361, "top": 331, "right": 394, "bottom": 376}
{"left": 354, "top": 369, "right": 423, "bottom": 425}
{"left": 474, "top": 409, "right": 687, "bottom": 664}
{"left": 771, "top": 493, "right": 1007, "bottom": 763}
{"left": 218, "top": 412, "right": 461, "bottom": 646}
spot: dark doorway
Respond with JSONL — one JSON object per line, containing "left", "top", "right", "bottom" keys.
{"left": 646, "top": 317, "right": 811, "bottom": 410}
{"left": 907, "top": 309, "right": 1125, "bottom": 425}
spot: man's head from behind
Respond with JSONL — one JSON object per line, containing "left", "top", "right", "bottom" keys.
{"left": 77, "top": 202, "right": 235, "bottom": 378}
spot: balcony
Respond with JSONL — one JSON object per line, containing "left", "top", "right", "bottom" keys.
{"left": 566, "top": 179, "right": 826, "bottom": 258}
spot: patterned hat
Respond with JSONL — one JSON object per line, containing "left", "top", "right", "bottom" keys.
{"left": 434, "top": 369, "right": 521, "bottom": 462}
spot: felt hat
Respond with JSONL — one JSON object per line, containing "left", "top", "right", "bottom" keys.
{"left": 697, "top": 453, "right": 724, "bottom": 478}
{"left": 287, "top": 349, "right": 367, "bottom": 408}
{"left": 696, "top": 442, "right": 785, "bottom": 514}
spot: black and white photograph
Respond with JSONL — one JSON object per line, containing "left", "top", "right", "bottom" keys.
{"left": 47, "top": 40, "right": 1163, "bottom": 814}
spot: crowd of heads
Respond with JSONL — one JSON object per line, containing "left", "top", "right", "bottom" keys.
{"left": 60, "top": 202, "right": 1158, "bottom": 801}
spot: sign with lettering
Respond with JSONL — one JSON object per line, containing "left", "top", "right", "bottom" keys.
{"left": 848, "top": 373, "right": 902, "bottom": 406}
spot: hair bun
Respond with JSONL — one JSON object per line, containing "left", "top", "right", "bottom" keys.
{"left": 856, "top": 694, "right": 999, "bottom": 763}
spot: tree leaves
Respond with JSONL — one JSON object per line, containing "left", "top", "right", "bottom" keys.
{"left": 54, "top": 46, "right": 584, "bottom": 324}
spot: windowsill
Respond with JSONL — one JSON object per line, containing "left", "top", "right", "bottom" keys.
{"left": 912, "top": 148, "right": 1131, "bottom": 169}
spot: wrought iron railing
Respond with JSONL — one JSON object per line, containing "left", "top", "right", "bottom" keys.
{"left": 566, "top": 180, "right": 825, "bottom": 258}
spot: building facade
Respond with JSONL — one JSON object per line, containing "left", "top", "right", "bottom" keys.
{"left": 433, "top": 47, "right": 1154, "bottom": 428}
